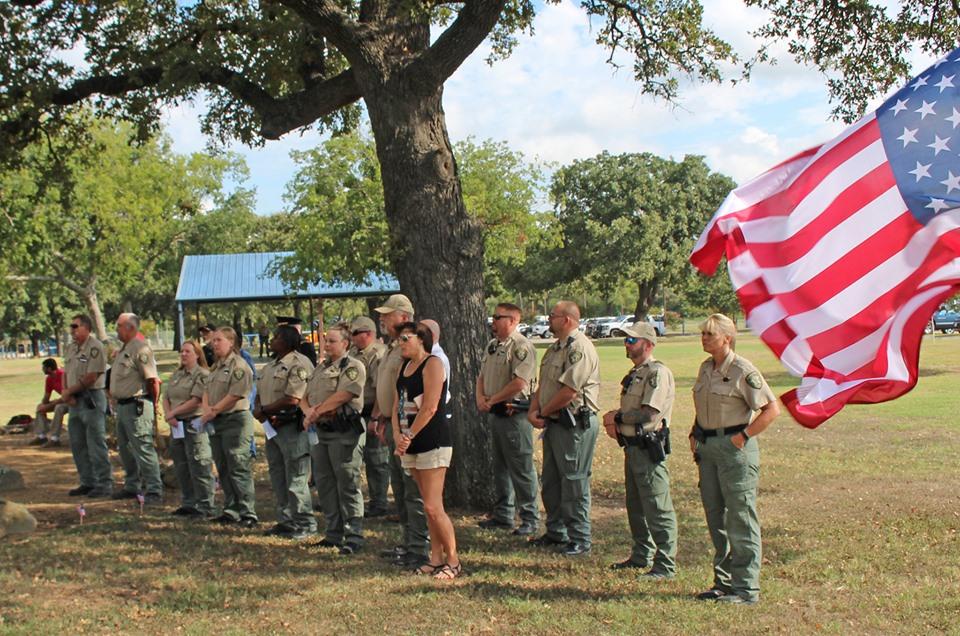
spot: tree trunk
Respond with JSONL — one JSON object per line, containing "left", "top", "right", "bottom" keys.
{"left": 83, "top": 282, "right": 108, "bottom": 341}
{"left": 366, "top": 85, "right": 493, "bottom": 509}
{"left": 633, "top": 280, "right": 661, "bottom": 319}
{"left": 171, "top": 304, "right": 182, "bottom": 351}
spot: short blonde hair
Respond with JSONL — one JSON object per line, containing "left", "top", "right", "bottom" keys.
{"left": 699, "top": 313, "right": 737, "bottom": 348}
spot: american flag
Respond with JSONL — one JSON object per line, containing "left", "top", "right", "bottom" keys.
{"left": 690, "top": 48, "right": 960, "bottom": 428}
{"left": 77, "top": 504, "right": 86, "bottom": 523}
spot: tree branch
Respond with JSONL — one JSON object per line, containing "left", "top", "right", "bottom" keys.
{"left": 275, "top": 0, "right": 368, "bottom": 63}
{"left": 406, "top": 0, "right": 507, "bottom": 93}
{"left": 6, "top": 274, "right": 86, "bottom": 296}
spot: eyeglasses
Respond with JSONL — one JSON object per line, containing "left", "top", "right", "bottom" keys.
{"left": 69, "top": 324, "right": 80, "bottom": 330}
{"left": 624, "top": 337, "right": 640, "bottom": 345}
{"left": 491, "top": 314, "right": 508, "bottom": 321}
{"left": 548, "top": 313, "right": 563, "bottom": 320}
{"left": 399, "top": 334, "right": 417, "bottom": 342}
{"left": 351, "top": 329, "right": 370, "bottom": 336}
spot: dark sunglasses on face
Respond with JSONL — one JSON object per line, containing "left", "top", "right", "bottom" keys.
{"left": 624, "top": 337, "right": 640, "bottom": 345}
{"left": 492, "top": 314, "right": 510, "bottom": 321}
{"left": 69, "top": 324, "right": 80, "bottom": 329}
{"left": 399, "top": 334, "right": 417, "bottom": 342}
{"left": 352, "top": 329, "right": 370, "bottom": 336}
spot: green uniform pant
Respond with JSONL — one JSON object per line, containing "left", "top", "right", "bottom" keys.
{"left": 363, "top": 430, "right": 391, "bottom": 512}
{"left": 697, "top": 435, "right": 761, "bottom": 601}
{"left": 541, "top": 414, "right": 598, "bottom": 546}
{"left": 266, "top": 423, "right": 316, "bottom": 532}
{"left": 385, "top": 423, "right": 428, "bottom": 556}
{"left": 210, "top": 411, "right": 258, "bottom": 522}
{"left": 67, "top": 390, "right": 113, "bottom": 492}
{"left": 489, "top": 412, "right": 540, "bottom": 527}
{"left": 169, "top": 424, "right": 216, "bottom": 514}
{"left": 624, "top": 445, "right": 677, "bottom": 574}
{"left": 115, "top": 401, "right": 163, "bottom": 496}
{"left": 312, "top": 429, "right": 365, "bottom": 545}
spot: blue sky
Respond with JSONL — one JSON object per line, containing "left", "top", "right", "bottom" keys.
{"left": 161, "top": 0, "right": 938, "bottom": 216}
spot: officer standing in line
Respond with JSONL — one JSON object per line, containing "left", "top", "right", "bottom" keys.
{"left": 254, "top": 325, "right": 316, "bottom": 540}
{"left": 476, "top": 302, "right": 540, "bottom": 536}
{"left": 303, "top": 323, "right": 367, "bottom": 554}
{"left": 370, "top": 294, "right": 429, "bottom": 569}
{"left": 277, "top": 316, "right": 318, "bottom": 366}
{"left": 690, "top": 313, "right": 779, "bottom": 605}
{"left": 527, "top": 301, "right": 600, "bottom": 557}
{"left": 200, "top": 326, "right": 259, "bottom": 528}
{"left": 602, "top": 321, "right": 678, "bottom": 578}
{"left": 60, "top": 314, "right": 113, "bottom": 498}
{"left": 109, "top": 313, "right": 164, "bottom": 503}
{"left": 348, "top": 316, "right": 390, "bottom": 518}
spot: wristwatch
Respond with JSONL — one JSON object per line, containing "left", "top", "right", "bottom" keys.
{"left": 739, "top": 430, "right": 750, "bottom": 442}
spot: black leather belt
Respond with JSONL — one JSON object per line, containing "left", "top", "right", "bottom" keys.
{"left": 116, "top": 396, "right": 145, "bottom": 405}
{"left": 697, "top": 423, "right": 747, "bottom": 438}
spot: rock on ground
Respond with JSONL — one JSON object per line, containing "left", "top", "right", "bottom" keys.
{"left": 0, "top": 498, "right": 37, "bottom": 539}
{"left": 0, "top": 465, "right": 25, "bottom": 491}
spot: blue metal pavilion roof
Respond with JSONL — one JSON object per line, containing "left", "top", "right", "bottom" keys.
{"left": 175, "top": 252, "right": 399, "bottom": 304}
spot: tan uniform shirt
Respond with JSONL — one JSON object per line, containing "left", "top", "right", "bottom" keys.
{"left": 307, "top": 355, "right": 366, "bottom": 413}
{"left": 375, "top": 342, "right": 405, "bottom": 415}
{"left": 257, "top": 351, "right": 313, "bottom": 405}
{"left": 538, "top": 331, "right": 600, "bottom": 412}
{"left": 350, "top": 342, "right": 387, "bottom": 411}
{"left": 64, "top": 336, "right": 107, "bottom": 390}
{"left": 692, "top": 350, "right": 775, "bottom": 430}
{"left": 165, "top": 366, "right": 209, "bottom": 418}
{"left": 617, "top": 357, "right": 675, "bottom": 436}
{"left": 205, "top": 352, "right": 254, "bottom": 413}
{"left": 109, "top": 339, "right": 159, "bottom": 399}
{"left": 480, "top": 330, "right": 538, "bottom": 400}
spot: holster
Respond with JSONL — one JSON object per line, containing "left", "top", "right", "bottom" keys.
{"left": 691, "top": 420, "right": 707, "bottom": 443}
{"left": 490, "top": 398, "right": 531, "bottom": 418}
{"left": 272, "top": 409, "right": 304, "bottom": 429}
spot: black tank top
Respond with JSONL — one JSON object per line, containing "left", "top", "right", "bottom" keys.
{"left": 396, "top": 355, "right": 450, "bottom": 454}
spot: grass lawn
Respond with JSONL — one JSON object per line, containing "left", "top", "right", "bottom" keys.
{"left": 1, "top": 334, "right": 959, "bottom": 634}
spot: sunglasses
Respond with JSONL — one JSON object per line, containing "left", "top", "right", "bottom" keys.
{"left": 624, "top": 336, "right": 640, "bottom": 345}
{"left": 69, "top": 324, "right": 80, "bottom": 329}
{"left": 351, "top": 329, "right": 370, "bottom": 336}
{"left": 491, "top": 314, "right": 510, "bottom": 321}
{"left": 399, "top": 334, "right": 418, "bottom": 342}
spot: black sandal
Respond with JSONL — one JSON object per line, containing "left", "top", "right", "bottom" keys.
{"left": 432, "top": 562, "right": 463, "bottom": 580}
{"left": 412, "top": 562, "right": 445, "bottom": 576}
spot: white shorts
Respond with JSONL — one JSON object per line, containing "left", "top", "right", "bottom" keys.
{"left": 401, "top": 446, "right": 453, "bottom": 471}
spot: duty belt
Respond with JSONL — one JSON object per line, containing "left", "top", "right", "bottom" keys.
{"left": 693, "top": 423, "right": 747, "bottom": 439}
{"left": 117, "top": 395, "right": 146, "bottom": 405}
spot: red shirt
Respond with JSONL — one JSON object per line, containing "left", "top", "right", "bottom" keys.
{"left": 45, "top": 368, "right": 64, "bottom": 396}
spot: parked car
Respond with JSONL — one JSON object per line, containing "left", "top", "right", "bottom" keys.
{"left": 932, "top": 310, "right": 960, "bottom": 333}
{"left": 529, "top": 320, "right": 551, "bottom": 338}
{"left": 518, "top": 322, "right": 531, "bottom": 336}
{"left": 604, "top": 314, "right": 667, "bottom": 338}
{"left": 586, "top": 316, "right": 616, "bottom": 338}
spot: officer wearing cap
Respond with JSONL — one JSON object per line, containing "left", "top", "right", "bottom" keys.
{"left": 60, "top": 314, "right": 113, "bottom": 497}
{"left": 109, "top": 313, "right": 164, "bottom": 503}
{"left": 476, "top": 302, "right": 540, "bottom": 536}
{"left": 528, "top": 301, "right": 600, "bottom": 557}
{"left": 303, "top": 323, "right": 367, "bottom": 554}
{"left": 602, "top": 321, "right": 677, "bottom": 578}
{"left": 255, "top": 324, "right": 317, "bottom": 539}
{"left": 276, "top": 316, "right": 318, "bottom": 366}
{"left": 348, "top": 316, "right": 389, "bottom": 518}
{"left": 690, "top": 313, "right": 779, "bottom": 605}
{"left": 371, "top": 293, "right": 429, "bottom": 568}
{"left": 198, "top": 323, "right": 216, "bottom": 367}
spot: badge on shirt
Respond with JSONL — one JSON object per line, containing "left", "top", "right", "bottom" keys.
{"left": 648, "top": 373, "right": 658, "bottom": 388}
{"left": 568, "top": 350, "right": 583, "bottom": 364}
{"left": 296, "top": 367, "right": 307, "bottom": 381}
{"left": 90, "top": 348, "right": 99, "bottom": 359}
{"left": 345, "top": 367, "right": 359, "bottom": 381}
{"left": 745, "top": 372, "right": 762, "bottom": 389}
{"left": 232, "top": 369, "right": 245, "bottom": 381}
{"left": 138, "top": 352, "right": 149, "bottom": 364}
{"left": 515, "top": 347, "right": 528, "bottom": 361}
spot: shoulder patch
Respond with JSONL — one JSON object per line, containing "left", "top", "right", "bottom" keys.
{"left": 90, "top": 347, "right": 100, "bottom": 359}
{"left": 648, "top": 373, "right": 659, "bottom": 388}
{"left": 568, "top": 350, "right": 583, "bottom": 364}
{"left": 296, "top": 367, "right": 307, "bottom": 380}
{"left": 345, "top": 366, "right": 359, "bottom": 381}
{"left": 515, "top": 347, "right": 528, "bottom": 361}
{"left": 745, "top": 372, "right": 763, "bottom": 389}
{"left": 137, "top": 352, "right": 149, "bottom": 364}
{"left": 232, "top": 369, "right": 245, "bottom": 381}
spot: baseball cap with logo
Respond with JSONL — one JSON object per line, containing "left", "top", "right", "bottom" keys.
{"left": 622, "top": 321, "right": 658, "bottom": 344}
{"left": 374, "top": 294, "right": 414, "bottom": 315}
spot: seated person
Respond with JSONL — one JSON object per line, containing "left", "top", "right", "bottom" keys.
{"left": 31, "top": 358, "right": 68, "bottom": 448}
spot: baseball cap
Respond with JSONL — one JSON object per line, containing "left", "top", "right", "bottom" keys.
{"left": 374, "top": 294, "right": 414, "bottom": 315}
{"left": 350, "top": 316, "right": 377, "bottom": 333}
{"left": 622, "top": 321, "right": 657, "bottom": 344}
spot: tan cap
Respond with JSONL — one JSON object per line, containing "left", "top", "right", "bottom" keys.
{"left": 374, "top": 294, "right": 414, "bottom": 315}
{"left": 622, "top": 321, "right": 657, "bottom": 344}
{"left": 419, "top": 319, "right": 440, "bottom": 342}
{"left": 350, "top": 316, "right": 376, "bottom": 333}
